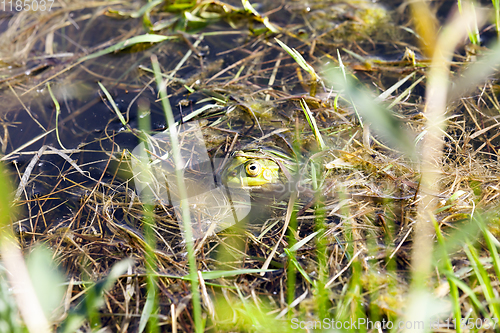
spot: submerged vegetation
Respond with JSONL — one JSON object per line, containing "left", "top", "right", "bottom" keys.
{"left": 1, "top": 0, "right": 500, "bottom": 332}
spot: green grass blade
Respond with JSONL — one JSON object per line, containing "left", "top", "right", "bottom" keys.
{"left": 448, "top": 40, "right": 500, "bottom": 102}
{"left": 432, "top": 216, "right": 461, "bottom": 333}
{"left": 242, "top": 0, "right": 279, "bottom": 33}
{"left": 46, "top": 83, "right": 66, "bottom": 150}
{"left": 79, "top": 35, "right": 176, "bottom": 62}
{"left": 300, "top": 99, "right": 325, "bottom": 150}
{"left": 136, "top": 103, "right": 158, "bottom": 333}
{"left": 325, "top": 65, "right": 416, "bottom": 156}
{"left": 287, "top": 230, "right": 320, "bottom": 253}
{"left": 445, "top": 273, "right": 490, "bottom": 317}
{"left": 283, "top": 248, "right": 313, "bottom": 284}
{"left": 97, "top": 82, "right": 127, "bottom": 127}
{"left": 494, "top": 0, "right": 500, "bottom": 38}
{"left": 138, "top": 287, "right": 156, "bottom": 333}
{"left": 457, "top": 0, "right": 479, "bottom": 44}
{"left": 161, "top": 269, "right": 277, "bottom": 280}
{"left": 275, "top": 38, "right": 317, "bottom": 80}
{"left": 241, "top": 0, "right": 259, "bottom": 16}
{"left": 483, "top": 229, "right": 500, "bottom": 278}
{"left": 465, "top": 241, "right": 500, "bottom": 319}
{"left": 151, "top": 55, "right": 202, "bottom": 333}
{"left": 475, "top": 213, "right": 500, "bottom": 281}
{"left": 337, "top": 49, "right": 363, "bottom": 127}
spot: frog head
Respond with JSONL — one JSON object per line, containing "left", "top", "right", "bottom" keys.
{"left": 222, "top": 150, "right": 288, "bottom": 191}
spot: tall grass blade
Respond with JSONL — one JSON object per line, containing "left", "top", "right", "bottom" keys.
{"left": 26, "top": 246, "right": 65, "bottom": 320}
{"left": 448, "top": 41, "right": 500, "bottom": 102}
{"left": 494, "top": 0, "right": 500, "bottom": 38}
{"left": 151, "top": 55, "right": 202, "bottom": 333}
{"left": 483, "top": 229, "right": 500, "bottom": 278}
{"left": 464, "top": 241, "right": 500, "bottom": 320}
{"left": 47, "top": 83, "right": 66, "bottom": 150}
{"left": 406, "top": 6, "right": 477, "bottom": 299}
{"left": 98, "top": 82, "right": 128, "bottom": 127}
{"left": 432, "top": 216, "right": 461, "bottom": 333}
{"left": 138, "top": 287, "right": 156, "bottom": 333}
{"left": 300, "top": 99, "right": 325, "bottom": 150}
{"left": 474, "top": 213, "right": 500, "bottom": 282}
{"left": 136, "top": 101, "right": 158, "bottom": 333}
{"left": 0, "top": 164, "right": 51, "bottom": 333}
{"left": 457, "top": 0, "right": 480, "bottom": 44}
{"left": 445, "top": 274, "right": 489, "bottom": 317}
{"left": 336, "top": 49, "right": 363, "bottom": 127}
{"left": 324, "top": 66, "right": 416, "bottom": 156}
{"left": 0, "top": 268, "right": 21, "bottom": 333}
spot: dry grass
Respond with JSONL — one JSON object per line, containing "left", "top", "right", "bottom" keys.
{"left": 1, "top": 0, "right": 500, "bottom": 332}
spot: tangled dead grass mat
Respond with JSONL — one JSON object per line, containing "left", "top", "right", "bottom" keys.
{"left": 1, "top": 0, "right": 500, "bottom": 332}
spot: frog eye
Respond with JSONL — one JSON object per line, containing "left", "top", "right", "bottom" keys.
{"left": 245, "top": 161, "right": 261, "bottom": 177}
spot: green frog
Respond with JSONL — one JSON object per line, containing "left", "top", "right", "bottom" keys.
{"left": 221, "top": 149, "right": 297, "bottom": 197}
